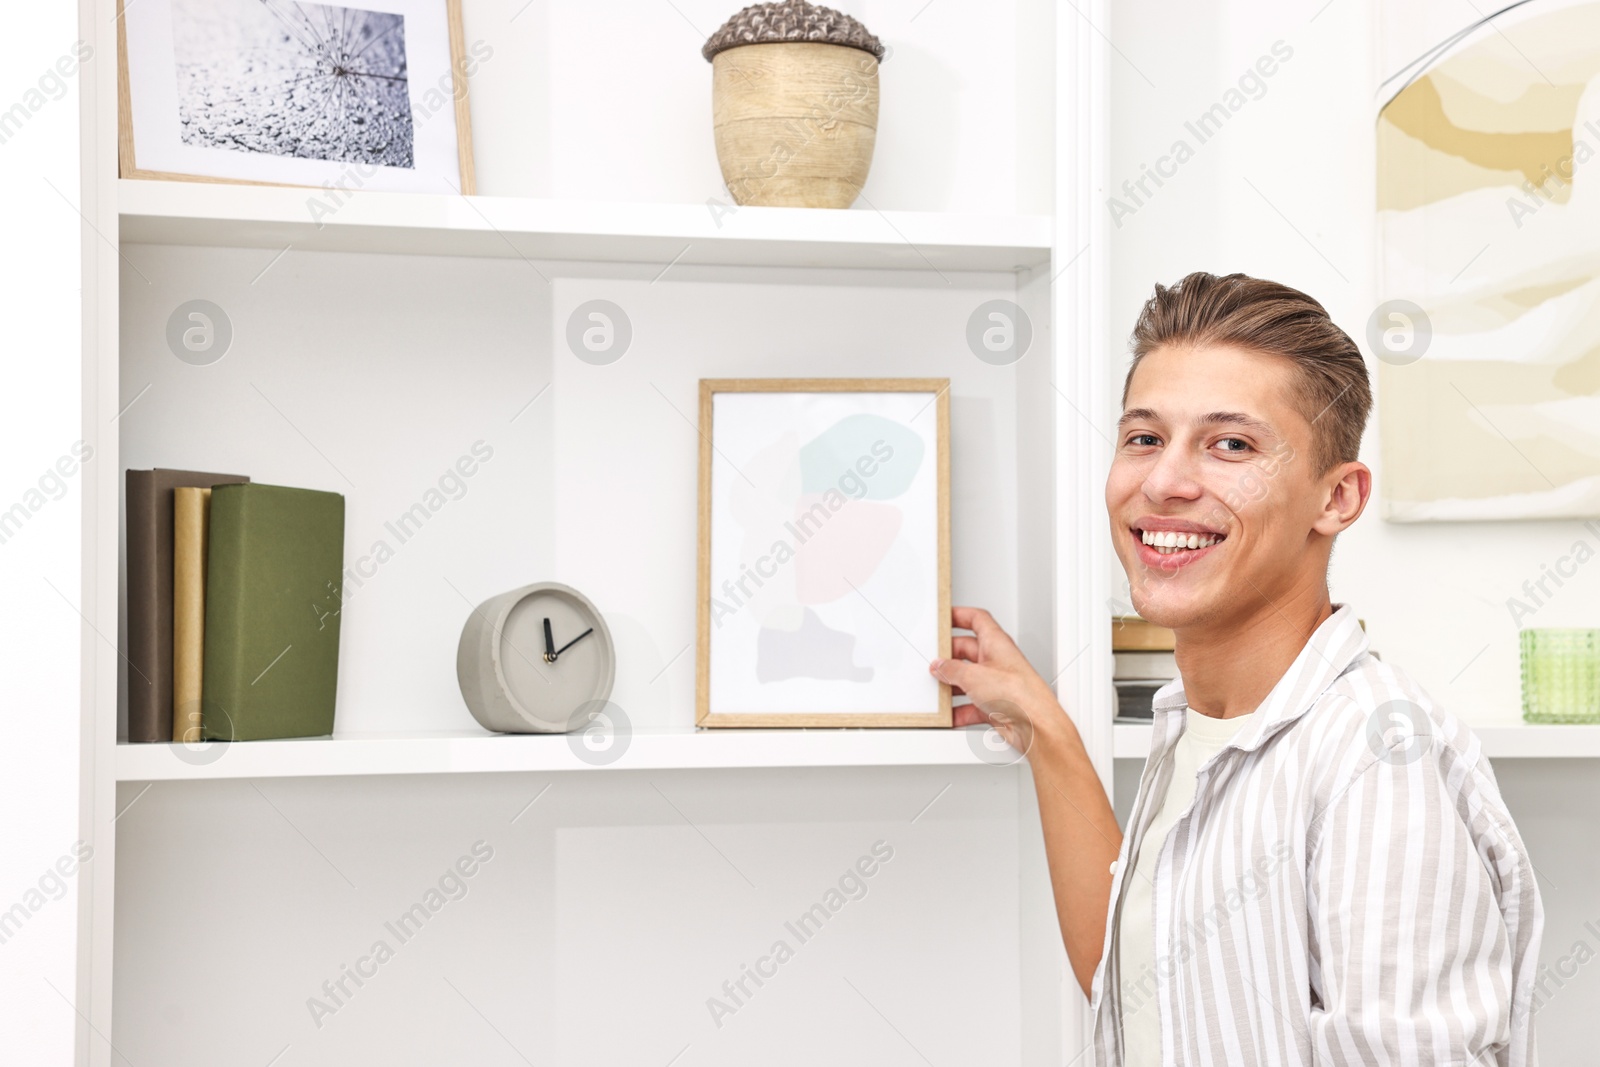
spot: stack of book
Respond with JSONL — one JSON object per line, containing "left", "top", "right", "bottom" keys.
{"left": 126, "top": 470, "right": 346, "bottom": 743}
{"left": 1111, "top": 615, "right": 1177, "bottom": 723}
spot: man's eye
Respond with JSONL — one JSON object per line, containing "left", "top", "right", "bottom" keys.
{"left": 1127, "top": 434, "right": 1160, "bottom": 447}
{"left": 1217, "top": 437, "right": 1251, "bottom": 453}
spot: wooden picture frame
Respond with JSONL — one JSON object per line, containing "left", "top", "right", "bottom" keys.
{"left": 117, "top": 0, "right": 476, "bottom": 194}
{"left": 696, "top": 378, "right": 952, "bottom": 728}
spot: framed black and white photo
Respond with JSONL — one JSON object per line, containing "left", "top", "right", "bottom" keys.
{"left": 118, "top": 0, "right": 477, "bottom": 192}
{"left": 696, "top": 379, "right": 952, "bottom": 728}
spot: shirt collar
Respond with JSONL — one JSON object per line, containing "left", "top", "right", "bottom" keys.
{"left": 1148, "top": 603, "right": 1369, "bottom": 754}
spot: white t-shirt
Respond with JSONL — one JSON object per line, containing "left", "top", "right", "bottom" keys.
{"left": 1117, "top": 707, "right": 1256, "bottom": 1066}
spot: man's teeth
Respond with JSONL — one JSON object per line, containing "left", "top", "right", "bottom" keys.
{"left": 1140, "top": 529, "right": 1222, "bottom": 554}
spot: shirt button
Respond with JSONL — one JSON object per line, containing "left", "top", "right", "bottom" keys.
{"left": 1109, "top": 860, "right": 1119, "bottom": 875}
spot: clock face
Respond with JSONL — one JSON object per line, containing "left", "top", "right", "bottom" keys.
{"left": 458, "top": 583, "right": 616, "bottom": 734}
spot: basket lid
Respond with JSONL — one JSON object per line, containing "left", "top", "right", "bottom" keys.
{"left": 702, "top": 1, "right": 886, "bottom": 62}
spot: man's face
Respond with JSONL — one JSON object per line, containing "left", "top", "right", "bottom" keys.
{"left": 1106, "top": 343, "right": 1327, "bottom": 631}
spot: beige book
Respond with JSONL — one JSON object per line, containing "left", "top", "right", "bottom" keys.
{"left": 1114, "top": 650, "right": 1177, "bottom": 681}
{"left": 172, "top": 486, "right": 211, "bottom": 742}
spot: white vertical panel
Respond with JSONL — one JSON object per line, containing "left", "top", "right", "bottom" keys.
{"left": 1053, "top": 0, "right": 1114, "bottom": 1057}
{"left": 85, "top": 0, "right": 122, "bottom": 1061}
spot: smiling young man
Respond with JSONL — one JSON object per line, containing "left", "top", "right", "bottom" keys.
{"left": 930, "top": 273, "right": 1542, "bottom": 1065}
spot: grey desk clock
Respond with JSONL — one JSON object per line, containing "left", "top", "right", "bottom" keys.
{"left": 456, "top": 582, "right": 616, "bottom": 733}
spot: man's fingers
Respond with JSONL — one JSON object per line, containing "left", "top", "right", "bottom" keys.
{"left": 931, "top": 658, "right": 1005, "bottom": 713}
{"left": 950, "top": 635, "right": 980, "bottom": 662}
{"left": 929, "top": 655, "right": 977, "bottom": 692}
{"left": 952, "top": 704, "right": 988, "bottom": 727}
{"left": 951, "top": 606, "right": 1020, "bottom": 654}
{"left": 950, "top": 605, "right": 1000, "bottom": 637}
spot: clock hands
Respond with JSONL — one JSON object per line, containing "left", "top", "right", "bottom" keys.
{"left": 551, "top": 627, "right": 594, "bottom": 661}
{"left": 542, "top": 618, "right": 595, "bottom": 663}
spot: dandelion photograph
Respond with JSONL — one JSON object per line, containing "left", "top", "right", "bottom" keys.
{"left": 171, "top": 0, "right": 415, "bottom": 168}
{"left": 119, "top": 0, "right": 471, "bottom": 190}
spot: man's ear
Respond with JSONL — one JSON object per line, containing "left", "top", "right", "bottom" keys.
{"left": 1311, "top": 461, "right": 1371, "bottom": 536}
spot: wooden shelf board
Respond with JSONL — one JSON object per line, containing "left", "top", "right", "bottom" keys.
{"left": 1112, "top": 721, "right": 1600, "bottom": 761}
{"left": 115, "top": 726, "right": 1005, "bottom": 781}
{"left": 117, "top": 180, "right": 1053, "bottom": 272}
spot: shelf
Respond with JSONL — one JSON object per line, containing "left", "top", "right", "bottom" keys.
{"left": 126, "top": 721, "right": 1600, "bottom": 781}
{"left": 116, "top": 180, "right": 1053, "bottom": 272}
{"left": 1464, "top": 724, "right": 1600, "bottom": 758}
{"left": 130, "top": 721, "right": 1600, "bottom": 781}
{"left": 1112, "top": 722, "right": 1600, "bottom": 760}
{"left": 114, "top": 726, "right": 1005, "bottom": 782}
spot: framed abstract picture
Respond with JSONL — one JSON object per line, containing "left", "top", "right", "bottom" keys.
{"left": 118, "top": 0, "right": 477, "bottom": 192}
{"left": 1376, "top": 0, "right": 1600, "bottom": 520}
{"left": 695, "top": 379, "right": 951, "bottom": 727}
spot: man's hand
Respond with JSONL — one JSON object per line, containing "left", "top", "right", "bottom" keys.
{"left": 929, "top": 606, "right": 1060, "bottom": 759}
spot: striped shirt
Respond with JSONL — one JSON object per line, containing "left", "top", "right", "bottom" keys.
{"left": 1089, "top": 603, "right": 1543, "bottom": 1065}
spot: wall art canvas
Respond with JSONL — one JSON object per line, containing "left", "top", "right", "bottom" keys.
{"left": 1377, "top": 0, "right": 1600, "bottom": 520}
{"left": 696, "top": 380, "right": 951, "bottom": 727}
{"left": 119, "top": 0, "right": 476, "bottom": 192}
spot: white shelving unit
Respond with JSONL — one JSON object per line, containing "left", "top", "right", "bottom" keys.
{"left": 78, "top": 3, "right": 1109, "bottom": 1066}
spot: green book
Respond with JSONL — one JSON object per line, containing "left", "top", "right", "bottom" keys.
{"left": 202, "top": 483, "right": 345, "bottom": 741}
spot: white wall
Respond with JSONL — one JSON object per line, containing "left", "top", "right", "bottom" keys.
{"left": 1104, "top": 0, "right": 1600, "bottom": 725}
{"left": 0, "top": 4, "right": 87, "bottom": 1065}
{"left": 1107, "top": 0, "right": 1600, "bottom": 1057}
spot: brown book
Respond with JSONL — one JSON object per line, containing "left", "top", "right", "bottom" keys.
{"left": 172, "top": 487, "right": 211, "bottom": 743}
{"left": 125, "top": 468, "right": 248, "bottom": 742}
{"left": 1110, "top": 615, "right": 1176, "bottom": 652}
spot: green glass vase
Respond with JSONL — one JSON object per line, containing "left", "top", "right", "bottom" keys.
{"left": 1520, "top": 628, "right": 1600, "bottom": 724}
